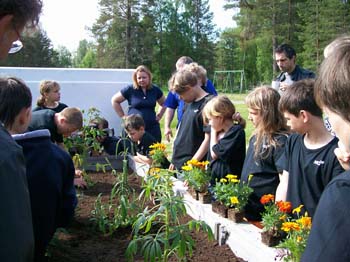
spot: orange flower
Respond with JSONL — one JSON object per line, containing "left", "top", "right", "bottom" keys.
{"left": 260, "top": 194, "right": 275, "bottom": 205}
{"left": 276, "top": 201, "right": 292, "bottom": 213}
{"left": 281, "top": 222, "right": 300, "bottom": 232}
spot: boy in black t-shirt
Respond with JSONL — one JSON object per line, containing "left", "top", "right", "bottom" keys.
{"left": 276, "top": 79, "right": 344, "bottom": 217}
{"left": 301, "top": 35, "right": 350, "bottom": 262}
{"left": 124, "top": 114, "right": 170, "bottom": 168}
{"left": 169, "top": 64, "right": 213, "bottom": 171}
{"left": 29, "top": 107, "right": 83, "bottom": 149}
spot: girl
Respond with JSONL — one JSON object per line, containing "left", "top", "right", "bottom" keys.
{"left": 241, "top": 86, "right": 289, "bottom": 221}
{"left": 202, "top": 95, "right": 246, "bottom": 185}
{"left": 33, "top": 80, "right": 68, "bottom": 113}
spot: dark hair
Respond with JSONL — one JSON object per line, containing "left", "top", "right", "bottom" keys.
{"left": 279, "top": 79, "right": 323, "bottom": 118}
{"left": 0, "top": 0, "right": 42, "bottom": 28}
{"left": 315, "top": 41, "right": 350, "bottom": 122}
{"left": 275, "top": 44, "right": 296, "bottom": 59}
{"left": 0, "top": 77, "right": 32, "bottom": 129}
{"left": 124, "top": 114, "right": 145, "bottom": 131}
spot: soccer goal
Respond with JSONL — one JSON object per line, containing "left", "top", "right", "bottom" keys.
{"left": 213, "top": 70, "right": 245, "bottom": 93}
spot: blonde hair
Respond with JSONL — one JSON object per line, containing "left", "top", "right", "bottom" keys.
{"left": 184, "top": 62, "right": 207, "bottom": 86}
{"left": 203, "top": 95, "right": 236, "bottom": 123}
{"left": 245, "top": 86, "right": 288, "bottom": 159}
{"left": 60, "top": 107, "right": 83, "bottom": 129}
{"left": 132, "top": 65, "right": 152, "bottom": 89}
{"left": 37, "top": 80, "right": 60, "bottom": 107}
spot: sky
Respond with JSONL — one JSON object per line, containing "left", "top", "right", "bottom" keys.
{"left": 40, "top": 0, "right": 237, "bottom": 51}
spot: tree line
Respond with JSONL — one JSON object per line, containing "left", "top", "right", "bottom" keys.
{"left": 1, "top": 0, "right": 349, "bottom": 89}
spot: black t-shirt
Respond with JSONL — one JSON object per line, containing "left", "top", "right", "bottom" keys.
{"left": 277, "top": 134, "right": 344, "bottom": 217}
{"left": 241, "top": 133, "right": 288, "bottom": 220}
{"left": 209, "top": 124, "right": 246, "bottom": 184}
{"left": 301, "top": 170, "right": 350, "bottom": 262}
{"left": 32, "top": 102, "right": 68, "bottom": 113}
{"left": 172, "top": 94, "right": 213, "bottom": 170}
{"left": 28, "top": 109, "right": 62, "bottom": 143}
{"left": 135, "top": 131, "right": 157, "bottom": 157}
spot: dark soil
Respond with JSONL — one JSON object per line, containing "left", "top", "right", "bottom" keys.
{"left": 48, "top": 172, "right": 245, "bottom": 262}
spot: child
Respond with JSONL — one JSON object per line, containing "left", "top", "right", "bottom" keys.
{"left": 28, "top": 107, "right": 83, "bottom": 149}
{"left": 13, "top": 129, "right": 77, "bottom": 262}
{"left": 301, "top": 36, "right": 350, "bottom": 262}
{"left": 276, "top": 79, "right": 344, "bottom": 218}
{"left": 124, "top": 114, "right": 169, "bottom": 168}
{"left": 89, "top": 117, "right": 127, "bottom": 156}
{"left": 0, "top": 76, "right": 35, "bottom": 261}
{"left": 202, "top": 95, "right": 246, "bottom": 185}
{"left": 170, "top": 64, "right": 213, "bottom": 171}
{"left": 33, "top": 80, "right": 68, "bottom": 113}
{"left": 241, "top": 86, "right": 289, "bottom": 221}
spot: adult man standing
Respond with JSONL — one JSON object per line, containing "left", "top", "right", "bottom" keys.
{"left": 274, "top": 44, "right": 315, "bottom": 92}
{"left": 0, "top": 1, "right": 42, "bottom": 261}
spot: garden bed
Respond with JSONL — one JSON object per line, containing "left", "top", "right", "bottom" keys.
{"left": 48, "top": 171, "right": 245, "bottom": 262}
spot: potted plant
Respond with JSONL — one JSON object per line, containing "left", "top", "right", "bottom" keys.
{"left": 277, "top": 205, "right": 312, "bottom": 262}
{"left": 212, "top": 174, "right": 253, "bottom": 222}
{"left": 260, "top": 194, "right": 292, "bottom": 246}
{"left": 182, "top": 159, "right": 211, "bottom": 203}
{"left": 149, "top": 142, "right": 169, "bottom": 168}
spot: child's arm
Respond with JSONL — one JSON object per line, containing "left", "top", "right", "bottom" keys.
{"left": 275, "top": 170, "right": 289, "bottom": 201}
{"left": 193, "top": 132, "right": 210, "bottom": 161}
{"left": 133, "top": 152, "right": 152, "bottom": 166}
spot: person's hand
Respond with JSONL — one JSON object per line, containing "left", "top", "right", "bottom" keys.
{"left": 74, "top": 177, "right": 87, "bottom": 188}
{"left": 279, "top": 82, "right": 291, "bottom": 92}
{"left": 164, "top": 127, "right": 173, "bottom": 142}
{"left": 334, "top": 141, "right": 350, "bottom": 170}
{"left": 168, "top": 163, "right": 175, "bottom": 171}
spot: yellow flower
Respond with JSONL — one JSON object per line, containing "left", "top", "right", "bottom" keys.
{"left": 248, "top": 174, "right": 254, "bottom": 182}
{"left": 230, "top": 178, "right": 240, "bottom": 183}
{"left": 281, "top": 222, "right": 301, "bottom": 232}
{"left": 230, "top": 196, "right": 239, "bottom": 205}
{"left": 297, "top": 236, "right": 303, "bottom": 243}
{"left": 220, "top": 178, "right": 227, "bottom": 183}
{"left": 226, "top": 174, "right": 238, "bottom": 180}
{"left": 292, "top": 204, "right": 304, "bottom": 215}
{"left": 149, "top": 142, "right": 166, "bottom": 151}
{"left": 148, "top": 167, "right": 161, "bottom": 177}
{"left": 182, "top": 165, "right": 193, "bottom": 171}
{"left": 297, "top": 216, "right": 312, "bottom": 229}
{"left": 279, "top": 214, "right": 287, "bottom": 221}
{"left": 150, "top": 150, "right": 155, "bottom": 155}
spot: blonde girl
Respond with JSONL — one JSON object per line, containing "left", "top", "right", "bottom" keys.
{"left": 241, "top": 86, "right": 289, "bottom": 221}
{"left": 203, "top": 95, "right": 246, "bottom": 185}
{"left": 33, "top": 80, "right": 68, "bottom": 113}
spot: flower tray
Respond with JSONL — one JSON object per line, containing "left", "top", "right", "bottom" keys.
{"left": 212, "top": 201, "right": 228, "bottom": 218}
{"left": 227, "top": 208, "right": 245, "bottom": 223}
{"left": 261, "top": 230, "right": 285, "bottom": 247}
{"left": 82, "top": 155, "right": 129, "bottom": 172}
{"left": 198, "top": 192, "right": 212, "bottom": 204}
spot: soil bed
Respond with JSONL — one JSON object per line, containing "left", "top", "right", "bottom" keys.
{"left": 48, "top": 172, "right": 245, "bottom": 262}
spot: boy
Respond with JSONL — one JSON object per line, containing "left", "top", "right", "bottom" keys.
{"left": 28, "top": 107, "right": 83, "bottom": 149}
{"left": 13, "top": 129, "right": 77, "bottom": 261}
{"left": 0, "top": 77, "right": 35, "bottom": 261}
{"left": 124, "top": 114, "right": 169, "bottom": 168}
{"left": 276, "top": 79, "right": 344, "bottom": 217}
{"left": 301, "top": 35, "right": 350, "bottom": 262}
{"left": 170, "top": 65, "right": 213, "bottom": 171}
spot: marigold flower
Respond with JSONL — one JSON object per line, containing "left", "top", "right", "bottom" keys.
{"left": 292, "top": 204, "right": 304, "bottom": 215}
{"left": 149, "top": 167, "right": 161, "bottom": 176}
{"left": 230, "top": 196, "right": 239, "bottom": 205}
{"left": 276, "top": 201, "right": 292, "bottom": 213}
{"left": 260, "top": 194, "right": 275, "bottom": 205}
{"left": 297, "top": 216, "right": 312, "bottom": 229}
{"left": 226, "top": 174, "right": 238, "bottom": 180}
{"left": 230, "top": 178, "right": 240, "bottom": 183}
{"left": 281, "top": 222, "right": 300, "bottom": 232}
{"left": 220, "top": 178, "right": 227, "bottom": 183}
{"left": 149, "top": 142, "right": 166, "bottom": 151}
{"left": 182, "top": 165, "right": 193, "bottom": 171}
